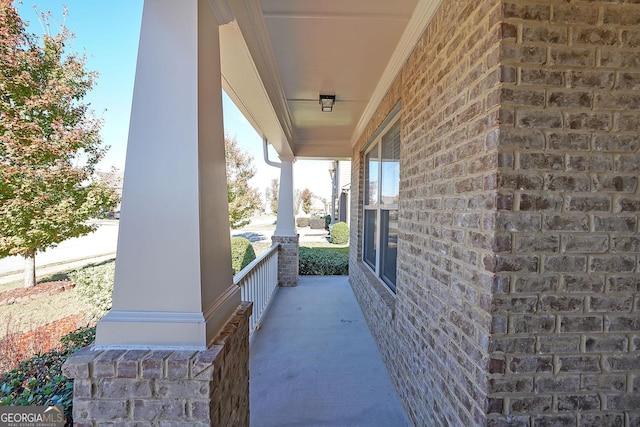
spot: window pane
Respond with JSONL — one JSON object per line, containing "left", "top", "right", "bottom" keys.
{"left": 363, "top": 210, "right": 377, "bottom": 269}
{"left": 380, "top": 121, "right": 400, "bottom": 205}
{"left": 365, "top": 145, "right": 379, "bottom": 206}
{"left": 380, "top": 209, "right": 398, "bottom": 291}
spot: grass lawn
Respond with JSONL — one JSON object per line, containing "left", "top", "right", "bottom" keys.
{"left": 0, "top": 260, "right": 112, "bottom": 337}
{"left": 0, "top": 270, "right": 76, "bottom": 294}
{"left": 0, "top": 289, "right": 92, "bottom": 339}
{"left": 0, "top": 259, "right": 114, "bottom": 294}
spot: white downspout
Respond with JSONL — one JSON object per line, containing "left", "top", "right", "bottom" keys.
{"left": 263, "top": 138, "right": 296, "bottom": 236}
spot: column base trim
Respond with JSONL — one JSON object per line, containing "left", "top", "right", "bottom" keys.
{"left": 95, "top": 285, "right": 241, "bottom": 349}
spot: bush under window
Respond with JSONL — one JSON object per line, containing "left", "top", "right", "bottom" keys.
{"left": 298, "top": 247, "right": 348, "bottom": 275}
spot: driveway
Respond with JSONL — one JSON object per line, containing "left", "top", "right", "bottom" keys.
{"left": 0, "top": 221, "right": 119, "bottom": 282}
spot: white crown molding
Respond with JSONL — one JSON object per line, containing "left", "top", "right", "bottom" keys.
{"left": 351, "top": 0, "right": 443, "bottom": 146}
{"left": 228, "top": 0, "right": 296, "bottom": 149}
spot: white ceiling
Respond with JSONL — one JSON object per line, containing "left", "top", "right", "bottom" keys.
{"left": 218, "top": 0, "right": 440, "bottom": 159}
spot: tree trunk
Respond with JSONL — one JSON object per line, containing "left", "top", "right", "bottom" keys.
{"left": 24, "top": 252, "right": 36, "bottom": 288}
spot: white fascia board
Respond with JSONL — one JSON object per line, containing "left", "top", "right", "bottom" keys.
{"left": 219, "top": 0, "right": 296, "bottom": 157}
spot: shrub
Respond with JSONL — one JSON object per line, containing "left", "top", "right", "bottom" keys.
{"left": 0, "top": 326, "right": 96, "bottom": 426}
{"left": 330, "top": 222, "right": 349, "bottom": 245}
{"left": 296, "top": 217, "right": 310, "bottom": 227}
{"left": 231, "top": 237, "right": 256, "bottom": 274}
{"left": 309, "top": 217, "right": 325, "bottom": 229}
{"left": 298, "top": 247, "right": 349, "bottom": 275}
{"left": 69, "top": 262, "right": 115, "bottom": 318}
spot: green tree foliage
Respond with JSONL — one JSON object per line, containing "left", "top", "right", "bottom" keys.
{"left": 293, "top": 188, "right": 302, "bottom": 215}
{"left": 230, "top": 237, "right": 256, "bottom": 274}
{"left": 301, "top": 188, "right": 313, "bottom": 215}
{"left": 0, "top": 2, "right": 119, "bottom": 287}
{"left": 225, "top": 134, "right": 261, "bottom": 229}
{"left": 268, "top": 178, "right": 279, "bottom": 215}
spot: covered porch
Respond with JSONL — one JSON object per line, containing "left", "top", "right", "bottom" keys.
{"left": 63, "top": 0, "right": 640, "bottom": 425}
{"left": 250, "top": 275, "right": 409, "bottom": 426}
{"left": 64, "top": 0, "right": 421, "bottom": 423}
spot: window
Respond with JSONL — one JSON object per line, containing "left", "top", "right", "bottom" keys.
{"left": 363, "top": 118, "right": 400, "bottom": 292}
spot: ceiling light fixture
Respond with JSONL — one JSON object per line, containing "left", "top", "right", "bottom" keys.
{"left": 319, "top": 94, "right": 335, "bottom": 112}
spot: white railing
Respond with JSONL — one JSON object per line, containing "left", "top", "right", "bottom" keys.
{"left": 234, "top": 243, "right": 279, "bottom": 336}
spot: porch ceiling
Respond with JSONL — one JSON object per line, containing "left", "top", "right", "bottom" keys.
{"left": 218, "top": 0, "right": 442, "bottom": 159}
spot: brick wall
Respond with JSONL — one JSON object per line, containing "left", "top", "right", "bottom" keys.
{"left": 272, "top": 235, "right": 299, "bottom": 287}
{"left": 489, "top": 1, "right": 640, "bottom": 425}
{"left": 350, "top": 0, "right": 639, "bottom": 425}
{"left": 350, "top": 0, "right": 503, "bottom": 425}
{"left": 63, "top": 303, "right": 251, "bottom": 426}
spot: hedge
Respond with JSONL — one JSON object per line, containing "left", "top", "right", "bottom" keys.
{"left": 298, "top": 247, "right": 348, "bottom": 275}
{"left": 309, "top": 218, "right": 325, "bottom": 229}
{"left": 296, "top": 217, "right": 310, "bottom": 227}
{"left": 231, "top": 237, "right": 256, "bottom": 274}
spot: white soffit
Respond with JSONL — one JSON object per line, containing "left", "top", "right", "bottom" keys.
{"left": 262, "top": 0, "right": 416, "bottom": 157}
{"left": 219, "top": 0, "right": 442, "bottom": 158}
{"left": 219, "top": 22, "right": 293, "bottom": 157}
{"left": 352, "top": 0, "right": 443, "bottom": 147}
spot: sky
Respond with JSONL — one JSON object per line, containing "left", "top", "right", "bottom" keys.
{"left": 16, "top": 0, "right": 333, "bottom": 202}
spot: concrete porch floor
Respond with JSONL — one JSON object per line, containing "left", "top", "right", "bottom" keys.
{"left": 250, "top": 276, "right": 410, "bottom": 427}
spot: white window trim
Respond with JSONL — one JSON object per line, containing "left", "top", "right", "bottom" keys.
{"left": 362, "top": 113, "right": 400, "bottom": 293}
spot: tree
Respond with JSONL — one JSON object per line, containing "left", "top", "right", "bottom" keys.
{"left": 0, "top": 2, "right": 119, "bottom": 287}
{"left": 225, "top": 134, "right": 261, "bottom": 229}
{"left": 301, "top": 188, "right": 313, "bottom": 215}
{"left": 268, "top": 179, "right": 279, "bottom": 214}
{"left": 319, "top": 197, "right": 328, "bottom": 215}
{"left": 293, "top": 188, "right": 302, "bottom": 215}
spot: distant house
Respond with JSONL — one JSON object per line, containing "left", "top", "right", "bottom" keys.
{"left": 330, "top": 160, "right": 351, "bottom": 224}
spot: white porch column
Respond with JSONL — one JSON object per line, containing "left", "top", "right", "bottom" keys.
{"left": 274, "top": 156, "right": 296, "bottom": 236}
{"left": 95, "top": 0, "right": 239, "bottom": 348}
{"left": 271, "top": 156, "right": 299, "bottom": 286}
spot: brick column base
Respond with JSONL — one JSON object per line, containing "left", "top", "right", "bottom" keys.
{"left": 272, "top": 234, "right": 299, "bottom": 287}
{"left": 62, "top": 302, "right": 252, "bottom": 426}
